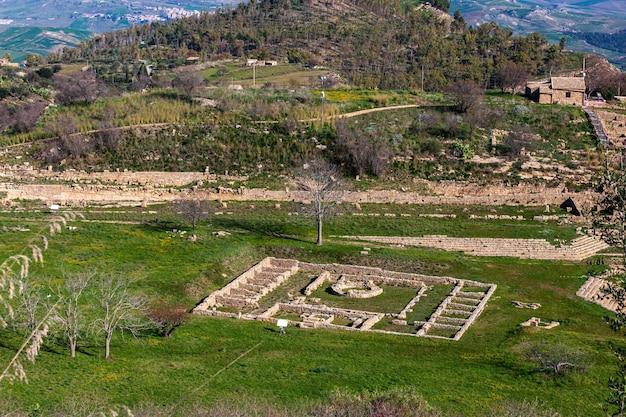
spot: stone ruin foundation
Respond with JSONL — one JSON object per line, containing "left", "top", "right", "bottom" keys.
{"left": 193, "top": 257, "right": 497, "bottom": 341}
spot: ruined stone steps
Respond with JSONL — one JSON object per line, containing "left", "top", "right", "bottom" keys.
{"left": 341, "top": 235, "right": 610, "bottom": 261}
{"left": 577, "top": 277, "right": 621, "bottom": 312}
{"left": 447, "top": 302, "right": 474, "bottom": 311}
{"left": 442, "top": 309, "right": 473, "bottom": 317}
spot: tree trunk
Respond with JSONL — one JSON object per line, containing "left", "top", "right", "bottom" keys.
{"left": 69, "top": 338, "right": 76, "bottom": 358}
{"left": 105, "top": 333, "right": 111, "bottom": 359}
{"left": 316, "top": 218, "right": 323, "bottom": 246}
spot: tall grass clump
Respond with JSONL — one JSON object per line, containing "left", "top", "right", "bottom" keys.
{"left": 0, "top": 211, "right": 82, "bottom": 384}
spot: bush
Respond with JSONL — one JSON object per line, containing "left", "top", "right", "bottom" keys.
{"left": 418, "top": 138, "right": 442, "bottom": 156}
{"left": 522, "top": 341, "right": 587, "bottom": 376}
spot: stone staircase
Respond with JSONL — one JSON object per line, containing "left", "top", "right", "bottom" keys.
{"left": 194, "top": 257, "right": 299, "bottom": 312}
{"left": 341, "top": 235, "right": 609, "bottom": 261}
{"left": 418, "top": 281, "right": 496, "bottom": 340}
{"left": 577, "top": 277, "right": 620, "bottom": 311}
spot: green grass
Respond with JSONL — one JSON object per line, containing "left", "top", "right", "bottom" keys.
{"left": 310, "top": 284, "right": 421, "bottom": 313}
{"left": 0, "top": 202, "right": 620, "bottom": 416}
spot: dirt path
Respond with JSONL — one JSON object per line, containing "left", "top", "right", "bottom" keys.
{"left": 331, "top": 104, "right": 422, "bottom": 119}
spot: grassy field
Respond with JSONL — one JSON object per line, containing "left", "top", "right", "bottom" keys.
{"left": 0, "top": 201, "right": 619, "bottom": 416}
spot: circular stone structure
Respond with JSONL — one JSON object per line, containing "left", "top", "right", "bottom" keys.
{"left": 330, "top": 278, "right": 383, "bottom": 299}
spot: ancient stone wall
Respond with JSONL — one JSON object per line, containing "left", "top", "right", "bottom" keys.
{"left": 0, "top": 166, "right": 599, "bottom": 207}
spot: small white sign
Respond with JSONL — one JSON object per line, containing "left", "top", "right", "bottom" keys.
{"left": 276, "top": 319, "right": 288, "bottom": 328}
{"left": 50, "top": 204, "right": 60, "bottom": 211}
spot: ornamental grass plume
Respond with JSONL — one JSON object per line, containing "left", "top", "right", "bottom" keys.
{"left": 0, "top": 210, "right": 82, "bottom": 384}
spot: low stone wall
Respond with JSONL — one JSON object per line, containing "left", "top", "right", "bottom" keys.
{"left": 298, "top": 261, "right": 458, "bottom": 285}
{"left": 303, "top": 271, "right": 330, "bottom": 296}
{"left": 0, "top": 167, "right": 600, "bottom": 208}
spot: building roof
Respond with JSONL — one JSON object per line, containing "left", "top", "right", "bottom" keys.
{"left": 551, "top": 77, "right": 586, "bottom": 92}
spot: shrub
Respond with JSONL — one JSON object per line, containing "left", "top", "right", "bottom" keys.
{"left": 522, "top": 341, "right": 587, "bottom": 376}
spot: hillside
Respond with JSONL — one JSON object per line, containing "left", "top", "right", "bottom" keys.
{"left": 0, "top": 27, "right": 92, "bottom": 62}
{"left": 55, "top": 0, "right": 576, "bottom": 91}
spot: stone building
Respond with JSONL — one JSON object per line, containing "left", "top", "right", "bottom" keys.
{"left": 526, "top": 77, "right": 586, "bottom": 106}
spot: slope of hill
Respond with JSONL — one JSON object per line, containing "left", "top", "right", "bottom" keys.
{"left": 56, "top": 0, "right": 578, "bottom": 92}
{"left": 0, "top": 27, "right": 92, "bottom": 62}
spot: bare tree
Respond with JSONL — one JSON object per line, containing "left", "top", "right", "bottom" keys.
{"left": 53, "top": 70, "right": 107, "bottom": 105}
{"left": 172, "top": 70, "right": 205, "bottom": 100}
{"left": 46, "top": 113, "right": 93, "bottom": 160}
{"left": 172, "top": 198, "right": 212, "bottom": 231}
{"left": 95, "top": 106, "right": 122, "bottom": 151}
{"left": 91, "top": 274, "right": 148, "bottom": 359}
{"left": 293, "top": 159, "right": 344, "bottom": 246}
{"left": 336, "top": 119, "right": 390, "bottom": 177}
{"left": 499, "top": 126, "right": 535, "bottom": 160}
{"left": 495, "top": 62, "right": 530, "bottom": 94}
{"left": 447, "top": 80, "right": 485, "bottom": 113}
{"left": 52, "top": 272, "right": 93, "bottom": 358}
{"left": 585, "top": 55, "right": 619, "bottom": 98}
{"left": 10, "top": 101, "right": 47, "bottom": 134}
{"left": 13, "top": 276, "right": 46, "bottom": 333}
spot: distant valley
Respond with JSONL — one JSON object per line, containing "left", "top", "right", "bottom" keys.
{"left": 0, "top": 0, "right": 228, "bottom": 61}
{"left": 450, "top": 0, "right": 626, "bottom": 68}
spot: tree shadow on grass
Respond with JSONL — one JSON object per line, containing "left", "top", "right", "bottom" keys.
{"left": 210, "top": 216, "right": 311, "bottom": 244}
{"left": 141, "top": 220, "right": 180, "bottom": 233}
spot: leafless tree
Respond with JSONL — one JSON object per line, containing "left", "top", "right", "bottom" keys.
{"left": 447, "top": 80, "right": 485, "bottom": 113}
{"left": 495, "top": 62, "right": 530, "bottom": 94}
{"left": 0, "top": 102, "right": 38, "bottom": 134}
{"left": 172, "top": 70, "right": 205, "bottom": 100}
{"left": 13, "top": 277, "right": 47, "bottom": 333}
{"left": 336, "top": 119, "right": 390, "bottom": 177}
{"left": 95, "top": 106, "right": 122, "bottom": 151}
{"left": 91, "top": 274, "right": 148, "bottom": 359}
{"left": 173, "top": 198, "right": 212, "bottom": 231}
{"left": 46, "top": 113, "right": 92, "bottom": 160}
{"left": 51, "top": 272, "right": 94, "bottom": 358}
{"left": 53, "top": 70, "right": 107, "bottom": 105}
{"left": 9, "top": 101, "right": 47, "bottom": 134}
{"left": 293, "top": 159, "right": 344, "bottom": 246}
{"left": 499, "top": 126, "right": 534, "bottom": 160}
{"left": 584, "top": 55, "right": 619, "bottom": 97}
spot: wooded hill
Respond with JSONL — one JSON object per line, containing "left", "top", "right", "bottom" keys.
{"left": 50, "top": 0, "right": 579, "bottom": 90}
